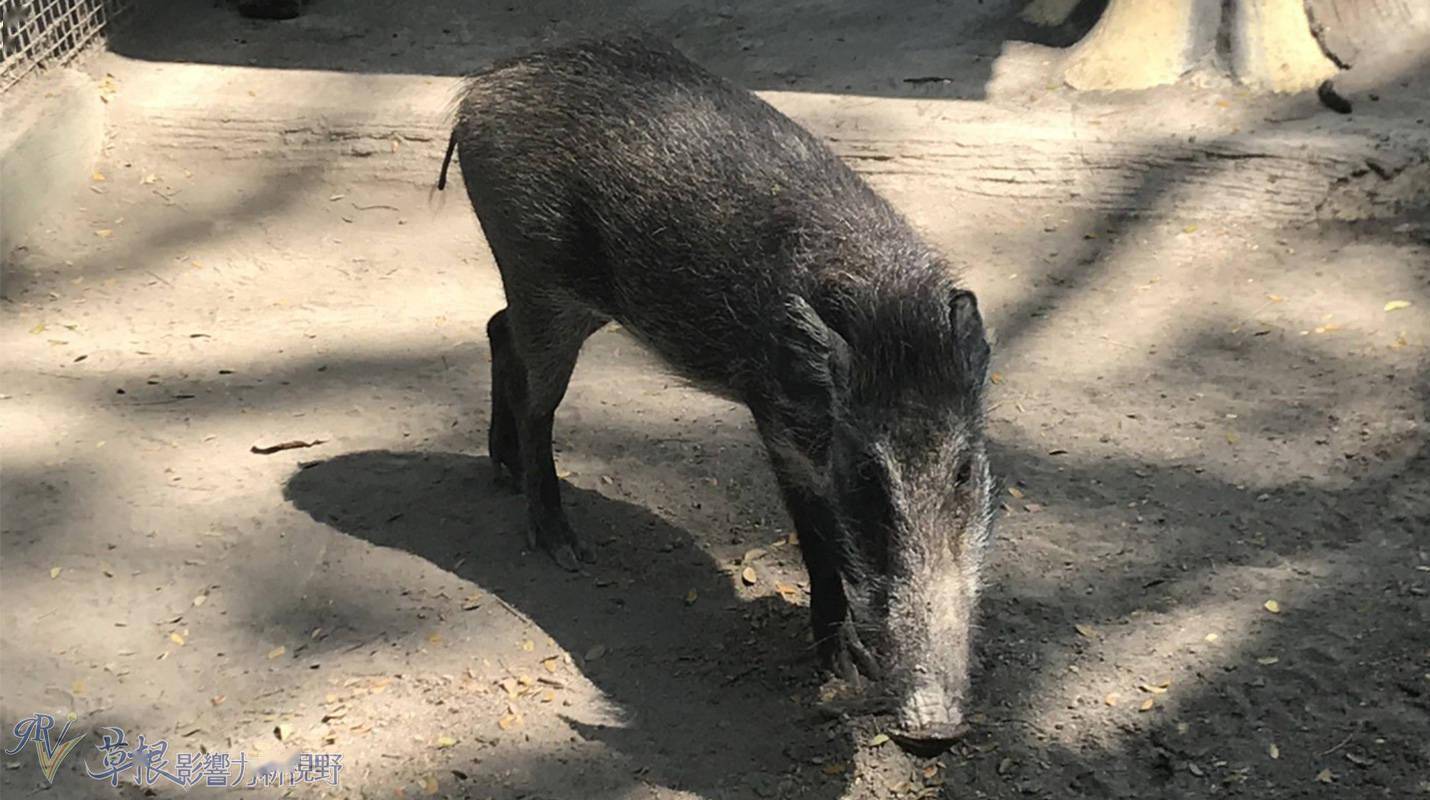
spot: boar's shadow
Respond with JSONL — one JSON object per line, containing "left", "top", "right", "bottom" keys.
{"left": 284, "top": 449, "right": 856, "bottom": 799}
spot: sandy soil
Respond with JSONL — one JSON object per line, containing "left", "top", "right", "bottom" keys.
{"left": 3, "top": 2, "right": 1429, "bottom": 799}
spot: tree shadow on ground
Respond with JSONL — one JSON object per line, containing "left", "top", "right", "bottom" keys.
{"left": 107, "top": 0, "right": 1105, "bottom": 100}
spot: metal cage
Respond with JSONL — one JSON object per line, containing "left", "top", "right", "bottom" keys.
{"left": 1, "top": 0, "right": 131, "bottom": 92}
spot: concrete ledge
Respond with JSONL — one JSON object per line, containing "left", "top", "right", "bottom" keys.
{"left": 1, "top": 68, "right": 105, "bottom": 265}
{"left": 101, "top": 63, "right": 1430, "bottom": 225}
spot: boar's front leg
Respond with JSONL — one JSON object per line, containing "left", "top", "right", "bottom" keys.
{"left": 762, "top": 430, "right": 881, "bottom": 683}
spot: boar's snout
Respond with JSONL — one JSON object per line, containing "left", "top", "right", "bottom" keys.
{"left": 895, "top": 677, "right": 966, "bottom": 744}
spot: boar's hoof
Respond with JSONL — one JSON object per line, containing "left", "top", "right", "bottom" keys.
{"left": 544, "top": 539, "right": 596, "bottom": 572}
{"left": 822, "top": 622, "right": 882, "bottom": 686}
{"left": 829, "top": 642, "right": 861, "bottom": 687}
{"left": 840, "top": 621, "right": 883, "bottom": 680}
{"left": 530, "top": 518, "right": 595, "bottom": 571}
{"left": 549, "top": 544, "right": 582, "bottom": 572}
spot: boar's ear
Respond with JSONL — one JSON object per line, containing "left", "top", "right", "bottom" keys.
{"left": 949, "top": 289, "right": 990, "bottom": 386}
{"left": 778, "top": 296, "right": 852, "bottom": 404}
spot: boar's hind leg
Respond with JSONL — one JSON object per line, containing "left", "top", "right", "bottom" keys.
{"left": 503, "top": 300, "right": 607, "bottom": 571}
{"left": 486, "top": 308, "right": 523, "bottom": 487}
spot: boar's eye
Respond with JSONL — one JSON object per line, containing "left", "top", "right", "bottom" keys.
{"left": 954, "top": 459, "right": 973, "bottom": 488}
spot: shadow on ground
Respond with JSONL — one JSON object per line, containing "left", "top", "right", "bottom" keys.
{"left": 108, "top": 0, "right": 1107, "bottom": 99}
{"left": 284, "top": 450, "right": 860, "bottom": 799}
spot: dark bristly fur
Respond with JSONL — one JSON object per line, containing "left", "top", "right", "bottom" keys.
{"left": 442, "top": 36, "right": 995, "bottom": 745}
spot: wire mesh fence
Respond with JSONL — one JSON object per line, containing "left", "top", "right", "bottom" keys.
{"left": 1, "top": 0, "right": 131, "bottom": 92}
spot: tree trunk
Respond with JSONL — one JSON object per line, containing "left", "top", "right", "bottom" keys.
{"left": 1304, "top": 0, "right": 1430, "bottom": 67}
{"left": 1060, "top": 0, "right": 1221, "bottom": 90}
{"left": 1229, "top": 0, "right": 1338, "bottom": 91}
{"left": 1053, "top": 0, "right": 1359, "bottom": 92}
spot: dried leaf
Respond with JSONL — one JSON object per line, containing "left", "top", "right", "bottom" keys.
{"left": 435, "top": 735, "right": 457, "bottom": 749}
{"left": 685, "top": 589, "right": 698, "bottom": 605}
{"left": 461, "top": 594, "right": 481, "bottom": 611}
{"left": 1104, "top": 692, "right": 1120, "bottom": 707}
{"left": 192, "top": 594, "right": 207, "bottom": 607}
{"left": 1225, "top": 433, "right": 1240, "bottom": 445}
{"left": 169, "top": 632, "right": 186, "bottom": 646}
{"left": 1268, "top": 742, "right": 1280, "bottom": 759}
{"left": 990, "top": 372, "right": 1005, "bottom": 385}
{"left": 542, "top": 657, "right": 561, "bottom": 674}
{"left": 95, "top": 229, "right": 113, "bottom": 238}
{"left": 741, "top": 548, "right": 766, "bottom": 564}
{"left": 267, "top": 645, "right": 286, "bottom": 660}
{"left": 741, "top": 566, "right": 758, "bottom": 585}
{"left": 497, "top": 712, "right": 521, "bottom": 731}
{"left": 49, "top": 567, "right": 61, "bottom": 579}
{"left": 584, "top": 643, "right": 607, "bottom": 662}
{"left": 1263, "top": 600, "right": 1281, "bottom": 614}
{"left": 869, "top": 733, "right": 890, "bottom": 747}
{"left": 520, "top": 639, "right": 534, "bottom": 652}
{"left": 1256, "top": 656, "right": 1280, "bottom": 665}
{"left": 774, "top": 582, "right": 799, "bottom": 598}
{"left": 1138, "top": 682, "right": 1168, "bottom": 694}
{"left": 1183, "top": 224, "right": 1198, "bottom": 234}
{"left": 1384, "top": 300, "right": 1411, "bottom": 312}
{"left": 1205, "top": 632, "right": 1219, "bottom": 642}
{"left": 1074, "top": 623, "right": 1096, "bottom": 639}
{"left": 91, "top": 171, "right": 106, "bottom": 182}
{"left": 210, "top": 694, "right": 225, "bottom": 706}
{"left": 498, "top": 678, "right": 519, "bottom": 698}
{"left": 1315, "top": 768, "right": 1334, "bottom": 784}
{"left": 1007, "top": 486, "right": 1025, "bottom": 499}
{"left": 1139, "top": 698, "right": 1155, "bottom": 712}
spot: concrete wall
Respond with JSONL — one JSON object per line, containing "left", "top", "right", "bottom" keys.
{"left": 1, "top": 68, "right": 105, "bottom": 266}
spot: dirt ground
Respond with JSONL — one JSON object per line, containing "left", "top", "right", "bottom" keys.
{"left": 3, "top": 2, "right": 1430, "bottom": 799}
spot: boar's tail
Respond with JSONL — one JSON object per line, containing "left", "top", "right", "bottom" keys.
{"left": 436, "top": 127, "right": 458, "bottom": 191}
